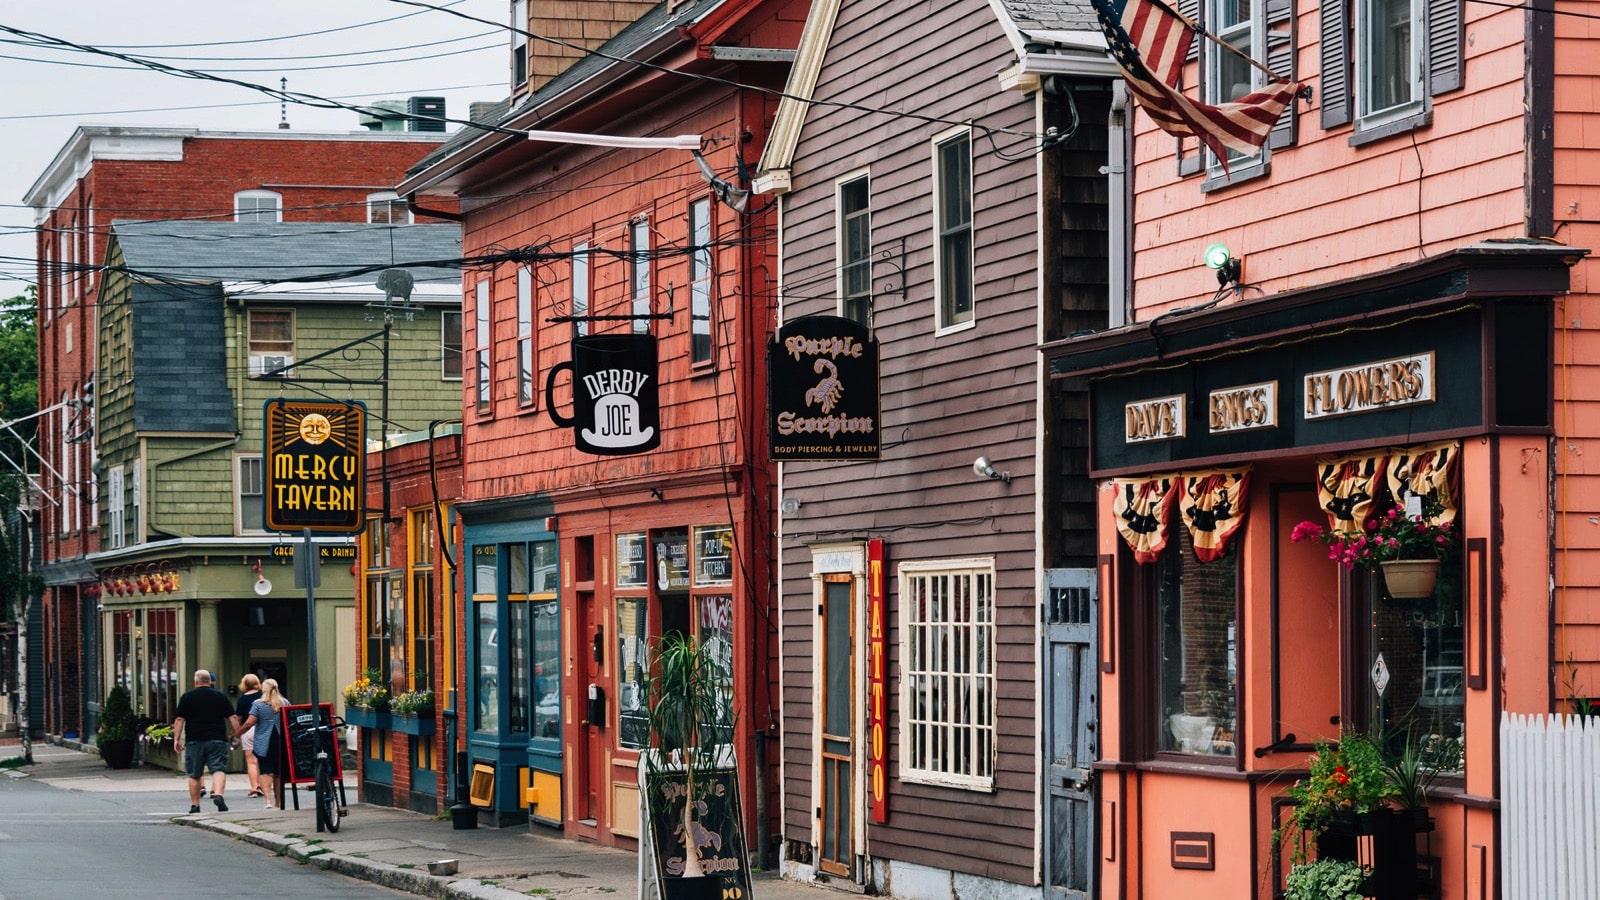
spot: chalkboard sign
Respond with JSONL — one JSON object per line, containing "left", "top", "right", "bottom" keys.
{"left": 280, "top": 702, "right": 342, "bottom": 786}
{"left": 643, "top": 760, "right": 752, "bottom": 900}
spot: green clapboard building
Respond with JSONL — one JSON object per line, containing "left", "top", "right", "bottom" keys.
{"left": 89, "top": 221, "right": 462, "bottom": 754}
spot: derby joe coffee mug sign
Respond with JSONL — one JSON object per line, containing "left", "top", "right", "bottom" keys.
{"left": 545, "top": 334, "right": 661, "bottom": 455}
{"left": 769, "top": 315, "right": 880, "bottom": 460}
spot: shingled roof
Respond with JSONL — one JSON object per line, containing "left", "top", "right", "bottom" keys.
{"left": 111, "top": 221, "right": 463, "bottom": 286}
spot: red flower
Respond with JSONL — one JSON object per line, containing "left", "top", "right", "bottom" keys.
{"left": 1333, "top": 765, "right": 1350, "bottom": 785}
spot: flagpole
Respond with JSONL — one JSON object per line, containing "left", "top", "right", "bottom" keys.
{"left": 1147, "top": 0, "right": 1284, "bottom": 83}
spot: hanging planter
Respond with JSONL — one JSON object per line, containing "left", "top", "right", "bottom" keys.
{"left": 1379, "top": 559, "right": 1439, "bottom": 599}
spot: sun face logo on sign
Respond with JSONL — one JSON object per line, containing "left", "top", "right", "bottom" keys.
{"left": 262, "top": 399, "right": 367, "bottom": 534}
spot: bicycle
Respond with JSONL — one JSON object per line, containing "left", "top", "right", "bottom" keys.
{"left": 308, "top": 713, "right": 347, "bottom": 833}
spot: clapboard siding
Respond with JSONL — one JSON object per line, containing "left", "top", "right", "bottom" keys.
{"left": 777, "top": 0, "right": 1051, "bottom": 881}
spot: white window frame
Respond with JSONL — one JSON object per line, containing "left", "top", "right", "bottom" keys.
{"left": 1355, "top": 0, "right": 1424, "bottom": 128}
{"left": 367, "top": 192, "right": 412, "bottom": 225}
{"left": 516, "top": 265, "right": 535, "bottom": 407}
{"left": 129, "top": 459, "right": 141, "bottom": 546}
{"left": 234, "top": 190, "right": 283, "bottom": 223}
{"left": 836, "top": 170, "right": 872, "bottom": 326}
{"left": 572, "top": 244, "right": 590, "bottom": 338}
{"left": 630, "top": 217, "right": 652, "bottom": 334}
{"left": 1204, "top": 0, "right": 1268, "bottom": 177}
{"left": 688, "top": 199, "right": 713, "bottom": 364}
{"left": 897, "top": 556, "right": 996, "bottom": 790}
{"left": 511, "top": 0, "right": 529, "bottom": 86}
{"left": 931, "top": 127, "right": 975, "bottom": 335}
{"left": 475, "top": 280, "right": 491, "bottom": 411}
{"left": 107, "top": 465, "right": 125, "bottom": 551}
{"left": 236, "top": 454, "right": 265, "bottom": 534}
{"left": 442, "top": 310, "right": 463, "bottom": 381}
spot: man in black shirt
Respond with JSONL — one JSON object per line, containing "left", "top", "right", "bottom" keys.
{"left": 173, "top": 669, "right": 239, "bottom": 814}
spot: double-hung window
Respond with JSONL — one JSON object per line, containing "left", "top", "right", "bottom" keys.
{"left": 511, "top": 0, "right": 529, "bottom": 86}
{"left": 688, "top": 199, "right": 713, "bottom": 364}
{"left": 474, "top": 281, "right": 491, "bottom": 411}
{"left": 899, "top": 558, "right": 995, "bottom": 789}
{"left": 1319, "top": 0, "right": 1461, "bottom": 140}
{"left": 367, "top": 192, "right": 410, "bottom": 225}
{"left": 1356, "top": 0, "right": 1422, "bottom": 126}
{"left": 1205, "top": 0, "right": 1266, "bottom": 176}
{"left": 837, "top": 174, "right": 871, "bottom": 327}
{"left": 238, "top": 455, "right": 264, "bottom": 533}
{"left": 572, "top": 244, "right": 590, "bottom": 339}
{"left": 442, "top": 311, "right": 463, "bottom": 380}
{"left": 630, "top": 217, "right": 652, "bottom": 334}
{"left": 107, "top": 465, "right": 125, "bottom": 550}
{"left": 1177, "top": 0, "right": 1297, "bottom": 183}
{"left": 516, "top": 266, "right": 535, "bottom": 406}
{"left": 933, "top": 130, "right": 973, "bottom": 332}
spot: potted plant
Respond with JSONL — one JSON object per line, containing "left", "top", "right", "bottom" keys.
{"left": 1273, "top": 730, "right": 1396, "bottom": 865}
{"left": 96, "top": 685, "right": 137, "bottom": 769}
{"left": 342, "top": 668, "right": 391, "bottom": 729}
{"left": 1285, "top": 858, "right": 1368, "bottom": 900}
{"left": 390, "top": 688, "right": 436, "bottom": 735}
{"left": 1291, "top": 504, "right": 1458, "bottom": 599}
{"left": 1381, "top": 729, "right": 1462, "bottom": 827}
{"left": 642, "top": 633, "right": 735, "bottom": 900}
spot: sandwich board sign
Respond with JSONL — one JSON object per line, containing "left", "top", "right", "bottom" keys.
{"left": 262, "top": 399, "right": 367, "bottom": 534}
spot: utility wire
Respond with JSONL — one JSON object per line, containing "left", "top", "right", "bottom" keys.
{"left": 0, "top": 81, "right": 499, "bottom": 122}
{"left": 0, "top": 40, "right": 500, "bottom": 74}
{"left": 0, "top": 29, "right": 497, "bottom": 63}
{"left": 90, "top": 0, "right": 475, "bottom": 50}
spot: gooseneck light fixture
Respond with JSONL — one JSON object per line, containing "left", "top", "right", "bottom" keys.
{"left": 973, "top": 456, "right": 1011, "bottom": 484}
{"left": 1203, "top": 242, "right": 1243, "bottom": 292}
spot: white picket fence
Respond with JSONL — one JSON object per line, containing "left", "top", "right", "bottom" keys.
{"left": 1500, "top": 712, "right": 1600, "bottom": 899}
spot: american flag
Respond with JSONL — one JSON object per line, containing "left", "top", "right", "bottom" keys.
{"left": 1091, "top": 0, "right": 1300, "bottom": 165}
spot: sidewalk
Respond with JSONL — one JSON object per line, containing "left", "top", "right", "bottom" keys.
{"left": 5, "top": 739, "right": 842, "bottom": 900}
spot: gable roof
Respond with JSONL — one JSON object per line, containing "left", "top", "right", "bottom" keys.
{"left": 111, "top": 221, "right": 463, "bottom": 287}
{"left": 754, "top": 0, "right": 1110, "bottom": 193}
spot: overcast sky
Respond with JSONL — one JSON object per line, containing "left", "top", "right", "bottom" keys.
{"left": 0, "top": 0, "right": 505, "bottom": 300}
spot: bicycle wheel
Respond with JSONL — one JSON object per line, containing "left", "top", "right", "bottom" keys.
{"left": 318, "top": 763, "right": 342, "bottom": 833}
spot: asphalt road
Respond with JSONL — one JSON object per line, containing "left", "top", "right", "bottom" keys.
{"left": 0, "top": 748, "right": 405, "bottom": 900}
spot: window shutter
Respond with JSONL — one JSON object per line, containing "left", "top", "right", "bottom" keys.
{"left": 1428, "top": 0, "right": 1463, "bottom": 94}
{"left": 1266, "top": 0, "right": 1298, "bottom": 149}
{"left": 1318, "top": 0, "right": 1351, "bottom": 129}
{"left": 1177, "top": 0, "right": 1203, "bottom": 173}
{"left": 1180, "top": 0, "right": 1202, "bottom": 62}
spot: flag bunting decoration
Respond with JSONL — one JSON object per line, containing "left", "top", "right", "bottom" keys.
{"left": 1316, "top": 453, "right": 1387, "bottom": 535}
{"left": 1178, "top": 469, "right": 1251, "bottom": 562}
{"left": 1113, "top": 476, "right": 1179, "bottom": 563}
{"left": 1385, "top": 441, "right": 1461, "bottom": 526}
{"left": 1090, "top": 0, "right": 1302, "bottom": 167}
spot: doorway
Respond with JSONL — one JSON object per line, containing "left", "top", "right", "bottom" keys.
{"left": 1042, "top": 568, "right": 1098, "bottom": 899}
{"left": 818, "top": 573, "right": 855, "bottom": 877}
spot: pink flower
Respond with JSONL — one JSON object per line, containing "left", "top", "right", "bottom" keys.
{"left": 1291, "top": 521, "right": 1325, "bottom": 543}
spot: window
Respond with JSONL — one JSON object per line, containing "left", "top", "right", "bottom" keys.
{"left": 899, "top": 558, "right": 995, "bottom": 788}
{"left": 838, "top": 174, "right": 872, "bottom": 326}
{"left": 248, "top": 309, "right": 294, "bottom": 354}
{"left": 617, "top": 594, "right": 649, "bottom": 748}
{"left": 1204, "top": 0, "right": 1265, "bottom": 176}
{"left": 511, "top": 0, "right": 529, "bottom": 86}
{"left": 130, "top": 460, "right": 141, "bottom": 545}
{"left": 1356, "top": 564, "right": 1464, "bottom": 778}
{"left": 107, "top": 465, "right": 125, "bottom": 550}
{"left": 410, "top": 508, "right": 435, "bottom": 688}
{"left": 474, "top": 281, "right": 490, "bottom": 411}
{"left": 516, "top": 266, "right": 535, "bottom": 406}
{"left": 572, "top": 245, "right": 590, "bottom": 338}
{"left": 630, "top": 218, "right": 652, "bottom": 334}
{"left": 1318, "top": 0, "right": 1460, "bottom": 137}
{"left": 234, "top": 190, "right": 282, "bottom": 223}
{"left": 933, "top": 131, "right": 973, "bottom": 331}
{"left": 472, "top": 543, "right": 499, "bottom": 732}
{"left": 688, "top": 199, "right": 713, "bottom": 363}
{"left": 367, "top": 192, "right": 410, "bottom": 225}
{"left": 237, "top": 456, "right": 264, "bottom": 532}
{"left": 1176, "top": 0, "right": 1296, "bottom": 181}
{"left": 1153, "top": 529, "right": 1239, "bottom": 757}
{"left": 442, "top": 311, "right": 463, "bottom": 380}
{"left": 1356, "top": 0, "right": 1421, "bottom": 125}
{"left": 145, "top": 609, "right": 178, "bottom": 723}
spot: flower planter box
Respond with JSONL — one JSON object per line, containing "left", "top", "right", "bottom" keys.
{"left": 1316, "top": 808, "right": 1427, "bottom": 900}
{"left": 390, "top": 712, "right": 435, "bottom": 736}
{"left": 344, "top": 707, "right": 391, "bottom": 730}
{"left": 141, "top": 738, "right": 182, "bottom": 771}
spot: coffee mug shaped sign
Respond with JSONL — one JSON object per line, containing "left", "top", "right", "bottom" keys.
{"left": 546, "top": 334, "right": 661, "bottom": 455}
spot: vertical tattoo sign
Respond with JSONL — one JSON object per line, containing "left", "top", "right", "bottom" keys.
{"left": 868, "top": 538, "right": 888, "bottom": 823}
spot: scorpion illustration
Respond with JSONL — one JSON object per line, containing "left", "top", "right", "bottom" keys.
{"left": 804, "top": 358, "right": 845, "bottom": 413}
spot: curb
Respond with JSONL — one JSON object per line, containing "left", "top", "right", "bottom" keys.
{"left": 172, "top": 815, "right": 530, "bottom": 900}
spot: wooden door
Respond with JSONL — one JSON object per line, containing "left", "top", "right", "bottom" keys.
{"left": 1043, "top": 568, "right": 1098, "bottom": 899}
{"left": 818, "top": 575, "right": 855, "bottom": 877}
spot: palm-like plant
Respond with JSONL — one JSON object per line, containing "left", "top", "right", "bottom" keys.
{"left": 642, "top": 633, "right": 734, "bottom": 880}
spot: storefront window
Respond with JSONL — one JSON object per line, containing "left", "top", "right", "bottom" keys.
{"left": 698, "top": 594, "right": 735, "bottom": 745}
{"left": 112, "top": 610, "right": 133, "bottom": 695}
{"left": 508, "top": 601, "right": 530, "bottom": 735}
{"left": 476, "top": 602, "right": 499, "bottom": 732}
{"left": 532, "top": 599, "right": 560, "bottom": 739}
{"left": 1359, "top": 565, "right": 1465, "bottom": 773}
{"left": 1154, "top": 530, "right": 1239, "bottom": 757}
{"left": 617, "top": 595, "right": 649, "bottom": 749}
{"left": 366, "top": 573, "right": 393, "bottom": 691}
{"left": 693, "top": 525, "right": 733, "bottom": 585}
{"left": 617, "top": 532, "right": 648, "bottom": 588}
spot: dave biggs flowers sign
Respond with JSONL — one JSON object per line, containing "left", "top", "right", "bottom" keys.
{"left": 768, "top": 315, "right": 880, "bottom": 460}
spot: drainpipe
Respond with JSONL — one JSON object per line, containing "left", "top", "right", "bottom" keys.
{"left": 1106, "top": 81, "right": 1129, "bottom": 328}
{"left": 145, "top": 435, "right": 241, "bottom": 537}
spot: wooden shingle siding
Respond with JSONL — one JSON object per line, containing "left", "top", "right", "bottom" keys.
{"left": 779, "top": 0, "right": 1048, "bottom": 882}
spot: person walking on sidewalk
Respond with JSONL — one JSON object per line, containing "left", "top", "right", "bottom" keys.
{"left": 234, "top": 673, "right": 263, "bottom": 798}
{"left": 233, "top": 678, "right": 287, "bottom": 808}
{"left": 173, "top": 669, "right": 239, "bottom": 814}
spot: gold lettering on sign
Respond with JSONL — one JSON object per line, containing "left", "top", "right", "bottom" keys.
{"left": 1124, "top": 394, "right": 1187, "bottom": 444}
{"left": 1303, "top": 353, "right": 1434, "bottom": 421}
{"left": 1208, "top": 381, "right": 1277, "bottom": 434}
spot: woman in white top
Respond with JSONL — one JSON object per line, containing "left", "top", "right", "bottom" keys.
{"left": 233, "top": 678, "right": 288, "bottom": 808}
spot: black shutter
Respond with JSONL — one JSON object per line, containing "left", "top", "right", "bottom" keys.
{"left": 1428, "top": 0, "right": 1463, "bottom": 94}
{"left": 1319, "top": 0, "right": 1352, "bottom": 129}
{"left": 1178, "top": 0, "right": 1203, "bottom": 174}
{"left": 1266, "top": 0, "right": 1298, "bottom": 149}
